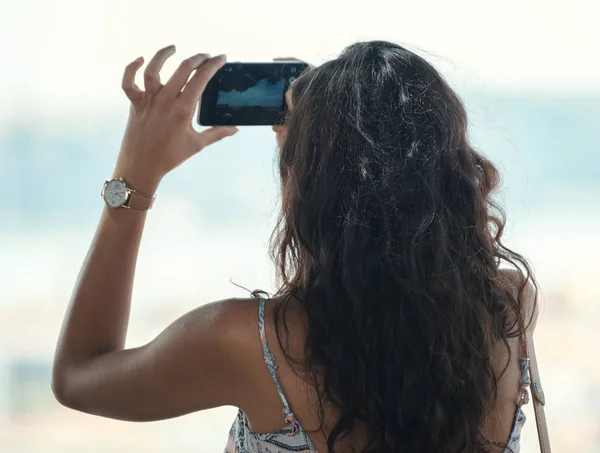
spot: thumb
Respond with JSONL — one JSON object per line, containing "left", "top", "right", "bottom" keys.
{"left": 193, "top": 126, "right": 239, "bottom": 152}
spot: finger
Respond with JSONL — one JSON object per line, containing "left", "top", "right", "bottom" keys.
{"left": 274, "top": 57, "right": 315, "bottom": 71}
{"left": 160, "top": 53, "right": 211, "bottom": 99}
{"left": 274, "top": 57, "right": 312, "bottom": 66}
{"left": 179, "top": 55, "right": 227, "bottom": 106}
{"left": 144, "top": 45, "right": 177, "bottom": 94}
{"left": 191, "top": 126, "right": 238, "bottom": 154}
{"left": 122, "top": 57, "right": 145, "bottom": 103}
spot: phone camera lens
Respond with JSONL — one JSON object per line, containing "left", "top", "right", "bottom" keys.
{"left": 288, "top": 76, "right": 297, "bottom": 85}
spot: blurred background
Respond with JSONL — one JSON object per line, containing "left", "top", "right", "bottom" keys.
{"left": 1, "top": 0, "right": 599, "bottom": 451}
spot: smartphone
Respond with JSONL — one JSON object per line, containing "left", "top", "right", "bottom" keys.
{"left": 198, "top": 61, "right": 310, "bottom": 126}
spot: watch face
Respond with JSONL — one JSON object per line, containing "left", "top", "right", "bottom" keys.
{"left": 103, "top": 179, "right": 128, "bottom": 207}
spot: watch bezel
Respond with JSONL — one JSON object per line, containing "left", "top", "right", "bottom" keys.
{"left": 102, "top": 178, "right": 130, "bottom": 208}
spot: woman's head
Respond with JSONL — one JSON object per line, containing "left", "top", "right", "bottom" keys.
{"left": 271, "top": 41, "right": 535, "bottom": 453}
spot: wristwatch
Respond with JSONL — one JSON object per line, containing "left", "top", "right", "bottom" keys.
{"left": 101, "top": 178, "right": 156, "bottom": 211}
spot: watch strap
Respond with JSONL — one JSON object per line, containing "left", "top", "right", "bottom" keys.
{"left": 126, "top": 189, "right": 155, "bottom": 211}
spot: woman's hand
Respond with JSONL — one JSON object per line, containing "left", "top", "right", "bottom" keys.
{"left": 114, "top": 45, "right": 238, "bottom": 193}
{"left": 271, "top": 57, "right": 312, "bottom": 150}
{"left": 271, "top": 57, "right": 298, "bottom": 149}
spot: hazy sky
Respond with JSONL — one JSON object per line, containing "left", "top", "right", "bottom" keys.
{"left": 1, "top": 0, "right": 598, "bottom": 120}
{"left": 1, "top": 0, "right": 599, "bottom": 309}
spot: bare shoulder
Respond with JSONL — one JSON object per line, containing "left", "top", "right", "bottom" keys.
{"left": 200, "top": 297, "right": 285, "bottom": 410}
{"left": 484, "top": 269, "right": 539, "bottom": 443}
{"left": 197, "top": 296, "right": 261, "bottom": 337}
{"left": 498, "top": 268, "right": 539, "bottom": 332}
{"left": 51, "top": 296, "right": 266, "bottom": 421}
{"left": 170, "top": 296, "right": 261, "bottom": 359}
{"left": 186, "top": 297, "right": 264, "bottom": 378}
{"left": 148, "top": 296, "right": 269, "bottom": 415}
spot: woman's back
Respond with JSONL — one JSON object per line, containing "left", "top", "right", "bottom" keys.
{"left": 51, "top": 40, "right": 541, "bottom": 453}
{"left": 226, "top": 268, "right": 536, "bottom": 452}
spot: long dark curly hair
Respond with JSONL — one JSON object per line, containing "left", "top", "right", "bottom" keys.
{"left": 270, "top": 41, "right": 536, "bottom": 453}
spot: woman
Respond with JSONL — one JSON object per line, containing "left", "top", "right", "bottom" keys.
{"left": 52, "top": 41, "right": 540, "bottom": 452}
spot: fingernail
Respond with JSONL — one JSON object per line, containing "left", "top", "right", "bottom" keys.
{"left": 167, "top": 45, "right": 176, "bottom": 52}
{"left": 217, "top": 54, "right": 227, "bottom": 61}
{"left": 134, "top": 56, "right": 144, "bottom": 63}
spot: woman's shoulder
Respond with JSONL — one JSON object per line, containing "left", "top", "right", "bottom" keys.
{"left": 206, "top": 296, "right": 262, "bottom": 324}
{"left": 498, "top": 268, "right": 539, "bottom": 332}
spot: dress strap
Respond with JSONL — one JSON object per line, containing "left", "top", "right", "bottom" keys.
{"left": 526, "top": 330, "right": 552, "bottom": 453}
{"left": 258, "top": 298, "right": 294, "bottom": 419}
{"left": 519, "top": 286, "right": 552, "bottom": 453}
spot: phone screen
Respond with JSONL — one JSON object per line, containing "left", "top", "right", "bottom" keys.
{"left": 198, "top": 62, "right": 309, "bottom": 126}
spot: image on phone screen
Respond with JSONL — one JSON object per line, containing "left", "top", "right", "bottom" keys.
{"left": 199, "top": 62, "right": 309, "bottom": 126}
